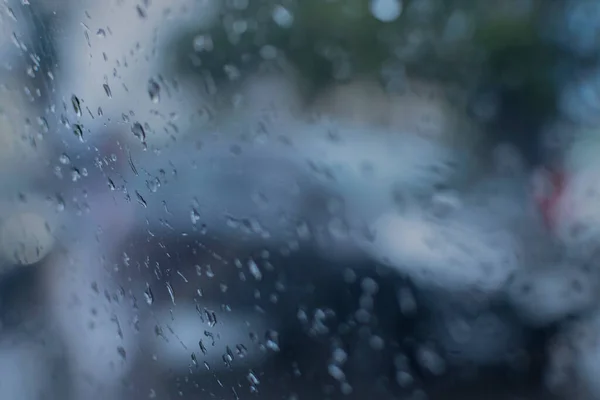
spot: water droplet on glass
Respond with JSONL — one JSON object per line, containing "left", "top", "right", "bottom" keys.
{"left": 6, "top": 7, "right": 17, "bottom": 21}
{"left": 369, "top": 335, "right": 385, "bottom": 350}
{"left": 71, "top": 168, "right": 81, "bottom": 182}
{"left": 131, "top": 122, "right": 146, "bottom": 143}
{"left": 332, "top": 348, "right": 348, "bottom": 365}
{"left": 204, "top": 308, "right": 217, "bottom": 327}
{"left": 193, "top": 35, "right": 214, "bottom": 52}
{"left": 236, "top": 344, "right": 248, "bottom": 358}
{"left": 369, "top": 0, "right": 403, "bottom": 22}
{"left": 136, "top": 5, "right": 147, "bottom": 18}
{"left": 148, "top": 78, "right": 160, "bottom": 103}
{"left": 103, "top": 83, "right": 112, "bottom": 98}
{"left": 146, "top": 178, "right": 160, "bottom": 193}
{"left": 416, "top": 345, "right": 446, "bottom": 376}
{"left": 71, "top": 95, "right": 82, "bottom": 117}
{"left": 73, "top": 124, "right": 84, "bottom": 142}
{"left": 361, "top": 277, "right": 379, "bottom": 295}
{"left": 117, "top": 346, "right": 127, "bottom": 360}
{"left": 135, "top": 191, "right": 147, "bottom": 208}
{"left": 265, "top": 330, "right": 280, "bottom": 352}
{"left": 199, "top": 340, "right": 208, "bottom": 355}
{"left": 144, "top": 284, "right": 154, "bottom": 305}
{"left": 340, "top": 383, "right": 353, "bottom": 395}
{"left": 165, "top": 281, "right": 175, "bottom": 305}
{"left": 59, "top": 153, "right": 71, "bottom": 165}
{"left": 190, "top": 208, "right": 201, "bottom": 224}
{"left": 224, "top": 64, "right": 241, "bottom": 82}
{"left": 248, "top": 259, "right": 262, "bottom": 281}
{"left": 96, "top": 28, "right": 106, "bottom": 38}
{"left": 247, "top": 371, "right": 260, "bottom": 385}
{"left": 328, "top": 364, "right": 346, "bottom": 381}
{"left": 272, "top": 5, "right": 294, "bottom": 28}
{"left": 55, "top": 195, "right": 65, "bottom": 212}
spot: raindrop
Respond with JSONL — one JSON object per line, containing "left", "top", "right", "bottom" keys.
{"left": 103, "top": 83, "right": 112, "bottom": 98}
{"left": 340, "top": 383, "right": 353, "bottom": 395}
{"left": 247, "top": 371, "right": 260, "bottom": 385}
{"left": 236, "top": 344, "right": 248, "bottom": 358}
{"left": 396, "top": 371, "right": 414, "bottom": 387}
{"left": 131, "top": 122, "right": 146, "bottom": 143}
{"left": 59, "top": 153, "right": 71, "bottom": 165}
{"left": 369, "top": 335, "right": 385, "bottom": 350}
{"left": 223, "top": 346, "right": 235, "bottom": 366}
{"left": 369, "top": 0, "right": 403, "bottom": 22}
{"left": 144, "top": 284, "right": 154, "bottom": 305}
{"left": 71, "top": 168, "right": 81, "bottom": 182}
{"left": 73, "top": 124, "right": 84, "bottom": 142}
{"left": 117, "top": 346, "right": 127, "bottom": 360}
{"left": 190, "top": 208, "right": 201, "bottom": 224}
{"left": 332, "top": 348, "right": 348, "bottom": 365}
{"left": 55, "top": 195, "right": 65, "bottom": 212}
{"left": 248, "top": 259, "right": 262, "bottom": 281}
{"left": 416, "top": 345, "right": 446, "bottom": 376}
{"left": 206, "top": 265, "right": 215, "bottom": 278}
{"left": 71, "top": 95, "right": 82, "bottom": 117}
{"left": 146, "top": 177, "right": 160, "bottom": 193}
{"left": 96, "top": 28, "right": 106, "bottom": 38}
{"left": 328, "top": 364, "right": 345, "bottom": 381}
{"left": 361, "top": 277, "right": 379, "bottom": 295}
{"left": 165, "top": 281, "right": 175, "bottom": 305}
{"left": 148, "top": 78, "right": 160, "bottom": 103}
{"left": 198, "top": 340, "right": 207, "bottom": 355}
{"left": 135, "top": 191, "right": 147, "bottom": 208}
{"left": 136, "top": 5, "right": 147, "bottom": 18}
{"left": 193, "top": 35, "right": 214, "bottom": 52}
{"left": 265, "top": 330, "right": 280, "bottom": 352}
{"left": 204, "top": 308, "right": 217, "bottom": 327}
{"left": 5, "top": 7, "right": 17, "bottom": 21}
{"left": 224, "top": 64, "right": 241, "bottom": 81}
{"left": 272, "top": 5, "right": 294, "bottom": 28}
{"left": 296, "top": 221, "right": 311, "bottom": 240}
{"left": 37, "top": 116, "right": 49, "bottom": 133}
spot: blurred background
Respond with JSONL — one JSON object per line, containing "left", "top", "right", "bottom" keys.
{"left": 3, "top": 0, "right": 600, "bottom": 399}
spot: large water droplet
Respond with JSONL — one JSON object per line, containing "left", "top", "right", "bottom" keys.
{"left": 71, "top": 95, "right": 82, "bottom": 117}
{"left": 144, "top": 284, "right": 154, "bottom": 305}
{"left": 131, "top": 122, "right": 146, "bottom": 142}
{"left": 148, "top": 78, "right": 160, "bottom": 103}
{"left": 248, "top": 259, "right": 263, "bottom": 281}
{"left": 369, "top": 0, "right": 403, "bottom": 22}
{"left": 73, "top": 124, "right": 84, "bottom": 142}
{"left": 265, "top": 330, "right": 280, "bottom": 352}
{"left": 190, "top": 208, "right": 201, "bottom": 224}
{"left": 58, "top": 153, "right": 71, "bottom": 165}
{"left": 272, "top": 5, "right": 294, "bottom": 28}
{"left": 103, "top": 83, "right": 112, "bottom": 98}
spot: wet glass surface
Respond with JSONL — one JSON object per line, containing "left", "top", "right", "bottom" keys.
{"left": 0, "top": 1, "right": 599, "bottom": 399}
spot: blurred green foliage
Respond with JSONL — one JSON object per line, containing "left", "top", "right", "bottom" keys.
{"left": 166, "top": 0, "right": 562, "bottom": 121}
